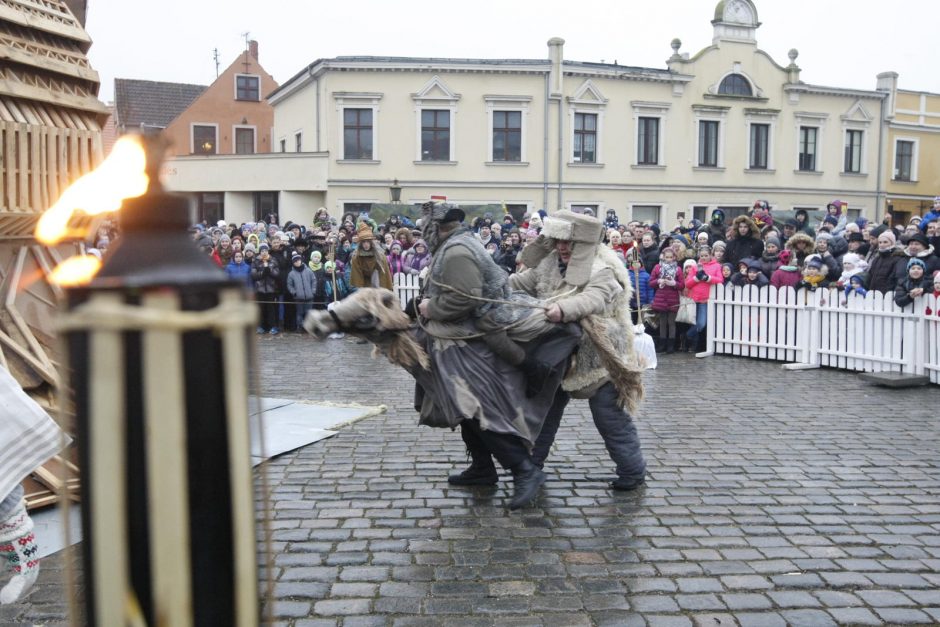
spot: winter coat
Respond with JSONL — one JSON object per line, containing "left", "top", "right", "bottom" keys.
{"left": 627, "top": 268, "right": 654, "bottom": 309}
{"left": 224, "top": 259, "right": 252, "bottom": 288}
{"left": 815, "top": 251, "right": 841, "bottom": 282}
{"left": 287, "top": 265, "right": 317, "bottom": 302}
{"left": 785, "top": 232, "right": 817, "bottom": 268}
{"left": 895, "top": 246, "right": 940, "bottom": 282}
{"left": 893, "top": 275, "right": 932, "bottom": 308}
{"left": 350, "top": 245, "right": 393, "bottom": 289}
{"left": 758, "top": 251, "right": 781, "bottom": 280}
{"left": 867, "top": 247, "right": 906, "bottom": 293}
{"left": 323, "top": 272, "right": 350, "bottom": 303}
{"left": 684, "top": 259, "right": 723, "bottom": 303}
{"left": 639, "top": 244, "right": 660, "bottom": 275}
{"left": 698, "top": 222, "right": 727, "bottom": 245}
{"left": 648, "top": 262, "right": 685, "bottom": 312}
{"left": 724, "top": 216, "right": 765, "bottom": 267}
{"left": 250, "top": 257, "right": 280, "bottom": 294}
{"left": 730, "top": 272, "right": 769, "bottom": 288}
{"left": 770, "top": 266, "right": 801, "bottom": 290}
{"left": 509, "top": 247, "right": 639, "bottom": 401}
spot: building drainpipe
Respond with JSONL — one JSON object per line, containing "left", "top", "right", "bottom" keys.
{"left": 876, "top": 95, "right": 885, "bottom": 222}
{"left": 875, "top": 72, "right": 898, "bottom": 223}
{"left": 542, "top": 71, "right": 549, "bottom": 212}
{"left": 548, "top": 37, "right": 565, "bottom": 213}
{"left": 315, "top": 77, "right": 321, "bottom": 152}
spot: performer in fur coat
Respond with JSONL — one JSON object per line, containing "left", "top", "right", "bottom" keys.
{"left": 507, "top": 210, "right": 647, "bottom": 491}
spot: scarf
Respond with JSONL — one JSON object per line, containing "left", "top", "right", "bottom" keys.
{"left": 803, "top": 273, "right": 825, "bottom": 287}
{"left": 659, "top": 259, "right": 678, "bottom": 281}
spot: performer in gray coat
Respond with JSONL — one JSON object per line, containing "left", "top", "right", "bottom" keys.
{"left": 509, "top": 210, "right": 647, "bottom": 491}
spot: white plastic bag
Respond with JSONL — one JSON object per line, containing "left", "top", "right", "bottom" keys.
{"left": 633, "top": 324, "right": 657, "bottom": 370}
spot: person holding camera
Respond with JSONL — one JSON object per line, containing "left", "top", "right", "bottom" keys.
{"left": 684, "top": 245, "right": 723, "bottom": 353}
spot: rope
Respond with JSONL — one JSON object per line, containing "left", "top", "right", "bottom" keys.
{"left": 415, "top": 279, "right": 579, "bottom": 341}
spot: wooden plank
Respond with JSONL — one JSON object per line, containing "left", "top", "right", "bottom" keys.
{"left": 732, "top": 285, "right": 742, "bottom": 357}
{"left": 891, "top": 296, "right": 904, "bottom": 373}
{"left": 766, "top": 285, "right": 777, "bottom": 361}
{"left": 3, "top": 122, "right": 15, "bottom": 210}
{"left": 4, "top": 247, "right": 55, "bottom": 372}
{"left": 38, "top": 125, "right": 48, "bottom": 210}
{"left": 871, "top": 291, "right": 884, "bottom": 373}
{"left": 29, "top": 124, "right": 40, "bottom": 211}
{"left": 757, "top": 285, "right": 768, "bottom": 360}
{"left": 46, "top": 126, "right": 58, "bottom": 203}
{"left": 16, "top": 122, "right": 28, "bottom": 211}
{"left": 846, "top": 292, "right": 857, "bottom": 372}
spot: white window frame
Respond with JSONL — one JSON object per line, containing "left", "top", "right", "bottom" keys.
{"left": 794, "top": 112, "right": 828, "bottom": 173}
{"left": 278, "top": 137, "right": 286, "bottom": 153}
{"left": 892, "top": 137, "right": 919, "bottom": 182}
{"left": 333, "top": 92, "right": 383, "bottom": 162}
{"left": 190, "top": 122, "right": 219, "bottom": 155}
{"left": 294, "top": 130, "right": 303, "bottom": 153}
{"left": 841, "top": 127, "right": 867, "bottom": 175}
{"left": 234, "top": 74, "right": 261, "bottom": 102}
{"left": 567, "top": 81, "right": 608, "bottom": 166}
{"left": 629, "top": 203, "right": 663, "bottom": 224}
{"left": 631, "top": 101, "right": 670, "bottom": 167}
{"left": 412, "top": 77, "right": 460, "bottom": 163}
{"left": 485, "top": 96, "right": 531, "bottom": 164}
{"left": 693, "top": 107, "right": 727, "bottom": 168}
{"left": 745, "top": 110, "right": 777, "bottom": 171}
{"left": 232, "top": 124, "right": 257, "bottom": 155}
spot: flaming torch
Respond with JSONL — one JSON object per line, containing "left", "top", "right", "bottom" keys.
{"left": 41, "top": 135, "right": 262, "bottom": 626}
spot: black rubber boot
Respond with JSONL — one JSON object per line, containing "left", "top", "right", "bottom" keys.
{"left": 665, "top": 338, "right": 675, "bottom": 354}
{"left": 509, "top": 459, "right": 546, "bottom": 510}
{"left": 448, "top": 459, "right": 499, "bottom": 486}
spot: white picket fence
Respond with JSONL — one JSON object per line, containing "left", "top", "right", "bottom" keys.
{"left": 705, "top": 284, "right": 940, "bottom": 385}
{"left": 393, "top": 273, "right": 421, "bottom": 309}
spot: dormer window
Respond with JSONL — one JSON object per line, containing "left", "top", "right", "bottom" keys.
{"left": 718, "top": 74, "right": 752, "bottom": 96}
{"left": 236, "top": 75, "right": 260, "bottom": 101}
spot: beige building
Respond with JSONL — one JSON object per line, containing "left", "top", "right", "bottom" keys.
{"left": 165, "top": 0, "right": 892, "bottom": 228}
{"left": 878, "top": 72, "right": 940, "bottom": 225}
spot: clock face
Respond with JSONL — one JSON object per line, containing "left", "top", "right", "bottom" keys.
{"left": 725, "top": 0, "right": 753, "bottom": 23}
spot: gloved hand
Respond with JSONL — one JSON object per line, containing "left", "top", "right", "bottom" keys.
{"left": 695, "top": 270, "right": 708, "bottom": 282}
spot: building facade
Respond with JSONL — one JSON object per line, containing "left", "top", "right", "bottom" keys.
{"left": 878, "top": 72, "right": 940, "bottom": 225}
{"left": 165, "top": 0, "right": 895, "bottom": 228}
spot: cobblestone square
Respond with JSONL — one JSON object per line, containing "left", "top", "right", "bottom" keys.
{"left": 3, "top": 334, "right": 939, "bottom": 625}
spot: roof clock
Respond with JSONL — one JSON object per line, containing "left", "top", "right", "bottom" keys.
{"left": 713, "top": 0, "right": 760, "bottom": 43}
{"left": 724, "top": 0, "right": 754, "bottom": 24}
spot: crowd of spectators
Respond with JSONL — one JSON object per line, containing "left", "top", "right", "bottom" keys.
{"left": 177, "top": 196, "right": 940, "bottom": 344}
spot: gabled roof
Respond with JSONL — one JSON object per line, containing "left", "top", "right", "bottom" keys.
{"left": 114, "top": 78, "right": 206, "bottom": 130}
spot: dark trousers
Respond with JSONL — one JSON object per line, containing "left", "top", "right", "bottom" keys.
{"left": 459, "top": 419, "right": 528, "bottom": 472}
{"left": 257, "top": 295, "right": 278, "bottom": 331}
{"left": 532, "top": 382, "right": 646, "bottom": 482}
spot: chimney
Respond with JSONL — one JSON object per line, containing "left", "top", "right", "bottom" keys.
{"left": 877, "top": 71, "right": 899, "bottom": 118}
{"left": 547, "top": 37, "right": 564, "bottom": 97}
{"left": 248, "top": 40, "right": 259, "bottom": 61}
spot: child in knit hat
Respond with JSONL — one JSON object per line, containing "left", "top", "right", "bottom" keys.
{"left": 796, "top": 255, "right": 830, "bottom": 291}
{"left": 894, "top": 258, "right": 931, "bottom": 307}
{"left": 770, "top": 249, "right": 801, "bottom": 290}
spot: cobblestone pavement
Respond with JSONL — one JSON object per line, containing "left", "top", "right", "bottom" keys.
{"left": 4, "top": 332, "right": 940, "bottom": 626}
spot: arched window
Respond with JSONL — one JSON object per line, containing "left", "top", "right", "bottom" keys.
{"left": 718, "top": 74, "right": 753, "bottom": 96}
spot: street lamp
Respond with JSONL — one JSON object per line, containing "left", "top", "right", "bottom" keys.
{"left": 389, "top": 178, "right": 402, "bottom": 204}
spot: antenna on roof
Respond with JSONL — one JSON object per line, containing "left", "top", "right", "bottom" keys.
{"left": 241, "top": 31, "right": 252, "bottom": 72}
{"left": 212, "top": 48, "right": 220, "bottom": 77}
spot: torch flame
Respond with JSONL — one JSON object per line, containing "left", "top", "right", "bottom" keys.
{"left": 35, "top": 135, "right": 149, "bottom": 246}
{"left": 48, "top": 254, "right": 103, "bottom": 288}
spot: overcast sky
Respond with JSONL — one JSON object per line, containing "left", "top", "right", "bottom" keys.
{"left": 86, "top": 1, "right": 939, "bottom": 104}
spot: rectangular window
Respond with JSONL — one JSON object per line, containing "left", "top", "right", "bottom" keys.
{"left": 279, "top": 139, "right": 286, "bottom": 153}
{"left": 295, "top": 132, "right": 302, "bottom": 153}
{"left": 637, "top": 117, "right": 659, "bottom": 165}
{"left": 192, "top": 125, "right": 216, "bottom": 155}
{"left": 798, "top": 126, "right": 817, "bottom": 171}
{"left": 344, "top": 203, "right": 372, "bottom": 215}
{"left": 573, "top": 113, "right": 597, "bottom": 163}
{"left": 698, "top": 120, "right": 719, "bottom": 167}
{"left": 844, "top": 130, "right": 862, "bottom": 173}
{"left": 344, "top": 109, "right": 373, "bottom": 159}
{"left": 252, "top": 192, "right": 278, "bottom": 223}
{"left": 570, "top": 204, "right": 599, "bottom": 216}
{"left": 749, "top": 123, "right": 769, "bottom": 169}
{"left": 505, "top": 204, "right": 528, "bottom": 222}
{"left": 492, "top": 111, "right": 522, "bottom": 161}
{"left": 421, "top": 110, "right": 450, "bottom": 161}
{"left": 895, "top": 140, "right": 914, "bottom": 181}
{"left": 632, "top": 205, "right": 661, "bottom": 224}
{"left": 235, "top": 127, "right": 254, "bottom": 154}
{"left": 236, "top": 75, "right": 260, "bottom": 101}
{"left": 196, "top": 192, "right": 224, "bottom": 225}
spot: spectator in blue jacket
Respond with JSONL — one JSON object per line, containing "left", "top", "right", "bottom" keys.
{"left": 627, "top": 259, "right": 654, "bottom": 325}
{"left": 224, "top": 251, "right": 252, "bottom": 289}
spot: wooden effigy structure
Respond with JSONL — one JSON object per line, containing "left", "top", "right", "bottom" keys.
{"left": 0, "top": 0, "right": 108, "bottom": 507}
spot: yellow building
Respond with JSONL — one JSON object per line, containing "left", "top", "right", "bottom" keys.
{"left": 880, "top": 72, "right": 940, "bottom": 225}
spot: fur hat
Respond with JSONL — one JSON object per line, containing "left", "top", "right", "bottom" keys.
{"left": 815, "top": 231, "right": 832, "bottom": 242}
{"left": 356, "top": 222, "right": 375, "bottom": 241}
{"left": 521, "top": 210, "right": 605, "bottom": 287}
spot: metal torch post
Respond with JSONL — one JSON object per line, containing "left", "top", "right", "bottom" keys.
{"left": 58, "top": 181, "right": 261, "bottom": 626}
